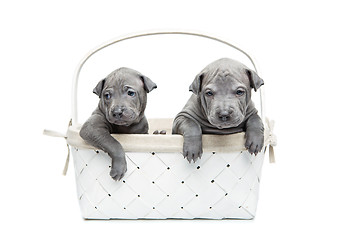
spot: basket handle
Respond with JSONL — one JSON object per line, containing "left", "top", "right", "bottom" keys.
{"left": 71, "top": 30, "right": 265, "bottom": 126}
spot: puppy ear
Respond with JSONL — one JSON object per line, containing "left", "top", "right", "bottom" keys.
{"left": 140, "top": 75, "right": 157, "bottom": 93}
{"left": 93, "top": 78, "right": 106, "bottom": 97}
{"left": 189, "top": 73, "right": 204, "bottom": 95}
{"left": 246, "top": 69, "right": 264, "bottom": 92}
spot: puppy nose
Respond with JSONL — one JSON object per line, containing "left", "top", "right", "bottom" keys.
{"left": 112, "top": 108, "right": 123, "bottom": 118}
{"left": 218, "top": 110, "right": 231, "bottom": 121}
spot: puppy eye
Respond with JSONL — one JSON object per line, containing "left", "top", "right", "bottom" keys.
{"left": 104, "top": 93, "right": 111, "bottom": 100}
{"left": 205, "top": 91, "right": 214, "bottom": 96}
{"left": 236, "top": 90, "right": 245, "bottom": 96}
{"left": 127, "top": 90, "right": 136, "bottom": 97}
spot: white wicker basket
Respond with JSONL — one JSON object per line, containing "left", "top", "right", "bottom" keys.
{"left": 45, "top": 31, "right": 276, "bottom": 220}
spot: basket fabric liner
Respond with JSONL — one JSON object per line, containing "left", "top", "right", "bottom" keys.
{"left": 67, "top": 118, "right": 274, "bottom": 153}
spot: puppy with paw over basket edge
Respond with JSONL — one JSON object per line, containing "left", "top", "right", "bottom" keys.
{"left": 172, "top": 58, "right": 264, "bottom": 162}
{"left": 80, "top": 67, "right": 157, "bottom": 181}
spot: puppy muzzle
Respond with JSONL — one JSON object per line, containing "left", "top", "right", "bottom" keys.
{"left": 209, "top": 109, "right": 244, "bottom": 129}
{"left": 217, "top": 109, "right": 233, "bottom": 122}
{"left": 108, "top": 106, "right": 137, "bottom": 125}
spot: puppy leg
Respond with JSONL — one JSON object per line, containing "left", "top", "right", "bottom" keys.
{"left": 80, "top": 114, "right": 127, "bottom": 181}
{"left": 172, "top": 116, "right": 203, "bottom": 163}
{"left": 245, "top": 113, "right": 264, "bottom": 155}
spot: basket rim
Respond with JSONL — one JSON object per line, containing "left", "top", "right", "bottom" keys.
{"left": 67, "top": 118, "right": 271, "bottom": 153}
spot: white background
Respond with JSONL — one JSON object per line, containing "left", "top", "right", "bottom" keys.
{"left": 1, "top": 0, "right": 359, "bottom": 239}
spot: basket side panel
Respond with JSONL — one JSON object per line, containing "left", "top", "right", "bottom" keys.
{"left": 71, "top": 147, "right": 265, "bottom": 220}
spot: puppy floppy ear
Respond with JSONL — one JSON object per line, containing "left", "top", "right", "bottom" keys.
{"left": 189, "top": 72, "right": 204, "bottom": 95}
{"left": 140, "top": 75, "right": 157, "bottom": 93}
{"left": 246, "top": 69, "right": 264, "bottom": 92}
{"left": 93, "top": 78, "right": 106, "bottom": 97}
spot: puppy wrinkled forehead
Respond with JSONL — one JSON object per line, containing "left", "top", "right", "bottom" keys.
{"left": 205, "top": 59, "right": 246, "bottom": 78}
{"left": 203, "top": 66, "right": 251, "bottom": 92}
{"left": 105, "top": 69, "right": 143, "bottom": 90}
{"left": 210, "top": 68, "right": 247, "bottom": 83}
{"left": 217, "top": 70, "right": 231, "bottom": 79}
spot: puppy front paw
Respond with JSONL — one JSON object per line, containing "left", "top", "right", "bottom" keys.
{"left": 110, "top": 157, "right": 127, "bottom": 181}
{"left": 153, "top": 130, "right": 167, "bottom": 135}
{"left": 245, "top": 130, "right": 264, "bottom": 155}
{"left": 183, "top": 135, "right": 203, "bottom": 163}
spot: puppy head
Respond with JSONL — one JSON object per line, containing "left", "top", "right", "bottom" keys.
{"left": 93, "top": 67, "right": 157, "bottom": 126}
{"left": 189, "top": 58, "right": 263, "bottom": 129}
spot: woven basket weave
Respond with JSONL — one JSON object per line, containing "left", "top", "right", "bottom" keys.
{"left": 45, "top": 31, "right": 276, "bottom": 220}
{"left": 72, "top": 149, "right": 264, "bottom": 219}
{"left": 67, "top": 118, "right": 267, "bottom": 219}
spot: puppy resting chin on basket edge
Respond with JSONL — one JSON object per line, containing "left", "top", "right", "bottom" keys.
{"left": 172, "top": 58, "right": 265, "bottom": 162}
{"left": 79, "top": 67, "right": 157, "bottom": 181}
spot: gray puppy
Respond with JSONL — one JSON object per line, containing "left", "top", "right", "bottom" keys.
{"left": 172, "top": 58, "right": 264, "bottom": 162}
{"left": 80, "top": 67, "right": 157, "bottom": 181}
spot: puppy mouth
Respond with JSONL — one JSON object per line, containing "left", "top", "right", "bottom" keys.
{"left": 208, "top": 115, "right": 244, "bottom": 129}
{"left": 212, "top": 121, "right": 239, "bottom": 129}
{"left": 108, "top": 117, "right": 137, "bottom": 126}
{"left": 110, "top": 119, "right": 133, "bottom": 126}
{"left": 107, "top": 109, "right": 138, "bottom": 126}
